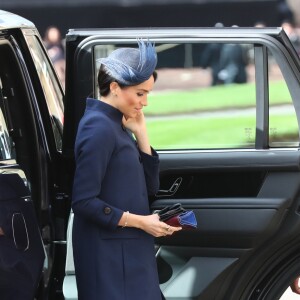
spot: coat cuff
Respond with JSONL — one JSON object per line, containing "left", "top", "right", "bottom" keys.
{"left": 139, "top": 147, "right": 159, "bottom": 163}
{"left": 72, "top": 200, "right": 124, "bottom": 230}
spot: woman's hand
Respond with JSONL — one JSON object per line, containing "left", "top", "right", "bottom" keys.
{"left": 122, "top": 112, "right": 152, "bottom": 155}
{"left": 122, "top": 112, "right": 146, "bottom": 137}
{"left": 138, "top": 214, "right": 182, "bottom": 237}
{"left": 118, "top": 212, "right": 182, "bottom": 237}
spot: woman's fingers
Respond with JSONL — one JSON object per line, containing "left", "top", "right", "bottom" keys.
{"left": 142, "top": 214, "right": 182, "bottom": 237}
{"left": 160, "top": 223, "right": 182, "bottom": 237}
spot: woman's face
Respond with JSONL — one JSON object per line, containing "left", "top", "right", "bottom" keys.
{"left": 115, "top": 76, "right": 155, "bottom": 118}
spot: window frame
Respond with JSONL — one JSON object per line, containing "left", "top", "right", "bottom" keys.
{"left": 70, "top": 31, "right": 300, "bottom": 152}
{"left": 22, "top": 30, "right": 64, "bottom": 153}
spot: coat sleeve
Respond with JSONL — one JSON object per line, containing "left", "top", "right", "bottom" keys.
{"left": 72, "top": 118, "right": 123, "bottom": 229}
{"left": 139, "top": 147, "right": 160, "bottom": 196}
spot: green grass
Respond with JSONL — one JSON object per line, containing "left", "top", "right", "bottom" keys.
{"left": 145, "top": 81, "right": 291, "bottom": 115}
{"left": 147, "top": 113, "right": 299, "bottom": 149}
{"left": 144, "top": 80, "right": 298, "bottom": 149}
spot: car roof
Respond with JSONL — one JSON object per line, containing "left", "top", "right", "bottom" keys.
{"left": 0, "top": 10, "right": 35, "bottom": 29}
{"left": 66, "top": 27, "right": 287, "bottom": 47}
{"left": 66, "top": 27, "right": 283, "bottom": 38}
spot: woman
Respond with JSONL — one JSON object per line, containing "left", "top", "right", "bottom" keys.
{"left": 72, "top": 39, "right": 181, "bottom": 300}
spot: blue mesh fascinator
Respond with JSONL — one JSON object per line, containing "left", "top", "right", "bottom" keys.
{"left": 98, "top": 39, "right": 157, "bottom": 85}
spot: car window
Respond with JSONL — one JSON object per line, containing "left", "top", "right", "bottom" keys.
{"left": 94, "top": 42, "right": 256, "bottom": 150}
{"left": 268, "top": 49, "right": 299, "bottom": 147}
{"left": 23, "top": 34, "right": 64, "bottom": 151}
{"left": 93, "top": 41, "right": 300, "bottom": 151}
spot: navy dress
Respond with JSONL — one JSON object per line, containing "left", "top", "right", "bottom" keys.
{"left": 72, "top": 98, "right": 162, "bottom": 300}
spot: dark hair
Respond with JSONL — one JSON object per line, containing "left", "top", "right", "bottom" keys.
{"left": 98, "top": 65, "right": 157, "bottom": 97}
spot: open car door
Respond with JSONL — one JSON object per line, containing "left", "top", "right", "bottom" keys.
{"left": 63, "top": 27, "right": 300, "bottom": 300}
{"left": 0, "top": 35, "right": 46, "bottom": 299}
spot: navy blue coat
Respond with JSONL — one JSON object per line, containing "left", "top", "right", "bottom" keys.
{"left": 72, "top": 98, "right": 162, "bottom": 300}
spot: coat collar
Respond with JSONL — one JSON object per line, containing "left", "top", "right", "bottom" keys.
{"left": 86, "top": 98, "right": 123, "bottom": 122}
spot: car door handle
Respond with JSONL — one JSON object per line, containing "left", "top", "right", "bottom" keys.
{"left": 156, "top": 177, "right": 182, "bottom": 197}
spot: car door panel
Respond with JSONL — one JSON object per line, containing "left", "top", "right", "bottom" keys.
{"left": 152, "top": 197, "right": 289, "bottom": 248}
{"left": 158, "top": 150, "right": 300, "bottom": 171}
{"left": 0, "top": 170, "right": 45, "bottom": 300}
{"left": 158, "top": 252, "right": 238, "bottom": 300}
{"left": 0, "top": 33, "right": 53, "bottom": 299}
{"left": 151, "top": 151, "right": 300, "bottom": 299}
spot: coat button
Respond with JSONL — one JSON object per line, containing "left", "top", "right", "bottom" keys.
{"left": 104, "top": 207, "right": 111, "bottom": 215}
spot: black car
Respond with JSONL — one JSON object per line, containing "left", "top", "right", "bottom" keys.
{"left": 1, "top": 9, "right": 300, "bottom": 300}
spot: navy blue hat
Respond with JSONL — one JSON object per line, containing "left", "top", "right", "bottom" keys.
{"left": 98, "top": 39, "right": 157, "bottom": 85}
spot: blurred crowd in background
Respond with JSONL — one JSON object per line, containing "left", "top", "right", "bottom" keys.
{"left": 200, "top": 18, "right": 300, "bottom": 87}
{"left": 41, "top": 0, "right": 300, "bottom": 90}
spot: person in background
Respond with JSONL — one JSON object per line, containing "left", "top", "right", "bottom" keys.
{"left": 43, "top": 26, "right": 66, "bottom": 87}
{"left": 291, "top": 277, "right": 300, "bottom": 294}
{"left": 281, "top": 19, "right": 300, "bottom": 56}
{"left": 276, "top": 0, "right": 294, "bottom": 25}
{"left": 200, "top": 22, "right": 224, "bottom": 86}
{"left": 71, "top": 39, "right": 181, "bottom": 300}
{"left": 217, "top": 42, "right": 248, "bottom": 85}
{"left": 254, "top": 21, "right": 266, "bottom": 28}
